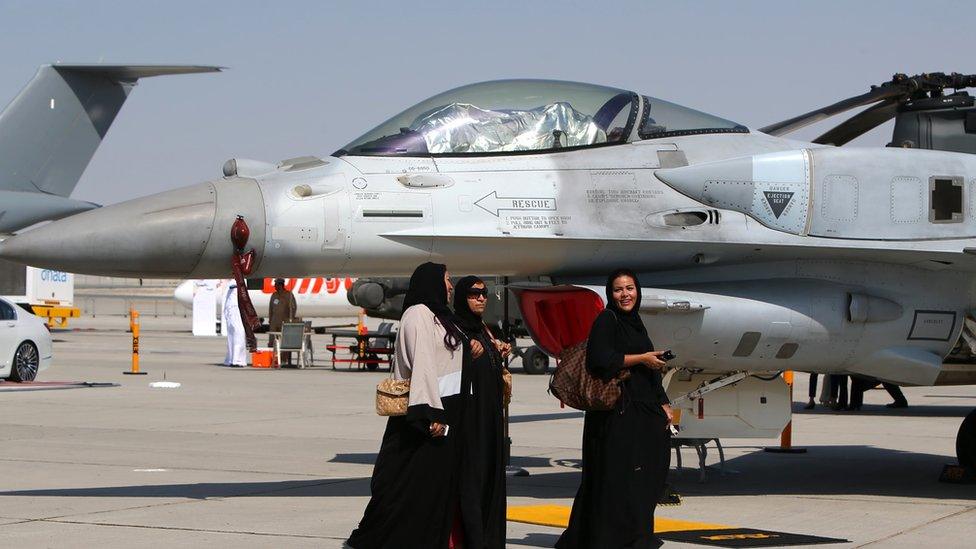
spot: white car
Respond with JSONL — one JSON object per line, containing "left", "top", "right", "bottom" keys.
{"left": 0, "top": 297, "right": 52, "bottom": 382}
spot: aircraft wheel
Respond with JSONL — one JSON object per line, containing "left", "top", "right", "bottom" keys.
{"left": 11, "top": 341, "right": 39, "bottom": 382}
{"left": 366, "top": 353, "right": 379, "bottom": 371}
{"left": 522, "top": 346, "right": 549, "bottom": 375}
{"left": 957, "top": 409, "right": 976, "bottom": 471}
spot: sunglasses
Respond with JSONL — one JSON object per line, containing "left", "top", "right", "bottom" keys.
{"left": 467, "top": 288, "right": 489, "bottom": 299}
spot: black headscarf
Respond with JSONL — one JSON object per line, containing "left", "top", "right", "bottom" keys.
{"left": 452, "top": 275, "right": 486, "bottom": 334}
{"left": 605, "top": 268, "right": 650, "bottom": 338}
{"left": 402, "top": 262, "right": 463, "bottom": 349}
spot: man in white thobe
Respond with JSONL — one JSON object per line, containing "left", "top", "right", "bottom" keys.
{"left": 223, "top": 282, "right": 248, "bottom": 367}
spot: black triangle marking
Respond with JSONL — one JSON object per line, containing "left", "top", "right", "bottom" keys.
{"left": 763, "top": 191, "right": 794, "bottom": 219}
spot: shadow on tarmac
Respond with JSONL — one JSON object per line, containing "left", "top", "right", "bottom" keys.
{"left": 0, "top": 477, "right": 373, "bottom": 499}
{"left": 330, "top": 452, "right": 557, "bottom": 469}
{"left": 506, "top": 533, "right": 561, "bottom": 546}
{"left": 8, "top": 445, "right": 971, "bottom": 502}
{"left": 795, "top": 403, "right": 973, "bottom": 418}
{"left": 507, "top": 445, "right": 976, "bottom": 501}
{"left": 509, "top": 412, "right": 584, "bottom": 424}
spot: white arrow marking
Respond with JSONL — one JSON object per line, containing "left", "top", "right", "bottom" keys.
{"left": 475, "top": 191, "right": 557, "bottom": 217}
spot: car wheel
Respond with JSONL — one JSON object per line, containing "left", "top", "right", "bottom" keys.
{"left": 522, "top": 346, "right": 550, "bottom": 375}
{"left": 11, "top": 341, "right": 39, "bottom": 382}
{"left": 957, "top": 408, "right": 976, "bottom": 471}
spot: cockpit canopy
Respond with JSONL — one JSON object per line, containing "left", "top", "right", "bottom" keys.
{"left": 337, "top": 79, "right": 746, "bottom": 157}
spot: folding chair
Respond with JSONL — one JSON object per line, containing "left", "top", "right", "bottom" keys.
{"left": 276, "top": 322, "right": 309, "bottom": 368}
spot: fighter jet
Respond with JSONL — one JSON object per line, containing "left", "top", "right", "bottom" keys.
{"left": 0, "top": 64, "right": 221, "bottom": 234}
{"left": 2, "top": 74, "right": 975, "bottom": 470}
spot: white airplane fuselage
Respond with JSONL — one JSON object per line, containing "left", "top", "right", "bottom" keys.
{"left": 175, "top": 278, "right": 360, "bottom": 319}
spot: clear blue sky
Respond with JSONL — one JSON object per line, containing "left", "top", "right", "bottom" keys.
{"left": 1, "top": 0, "right": 972, "bottom": 206}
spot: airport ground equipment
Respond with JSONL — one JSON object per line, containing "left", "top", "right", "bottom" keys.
{"left": 124, "top": 309, "right": 145, "bottom": 375}
{"left": 5, "top": 74, "right": 976, "bottom": 469}
{"left": 763, "top": 371, "right": 807, "bottom": 454}
{"left": 325, "top": 324, "right": 395, "bottom": 370}
{"left": 671, "top": 438, "right": 726, "bottom": 483}
{"left": 0, "top": 64, "right": 221, "bottom": 234}
{"left": 0, "top": 262, "right": 79, "bottom": 328}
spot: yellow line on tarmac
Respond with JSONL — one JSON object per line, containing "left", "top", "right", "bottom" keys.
{"left": 507, "top": 504, "right": 734, "bottom": 533}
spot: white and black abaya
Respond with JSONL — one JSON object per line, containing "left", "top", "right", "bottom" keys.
{"left": 348, "top": 263, "right": 470, "bottom": 549}
{"left": 557, "top": 269, "right": 671, "bottom": 549}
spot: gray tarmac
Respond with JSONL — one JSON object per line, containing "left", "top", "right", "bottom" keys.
{"left": 0, "top": 316, "right": 973, "bottom": 548}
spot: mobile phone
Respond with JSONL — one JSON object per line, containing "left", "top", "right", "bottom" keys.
{"left": 661, "top": 350, "right": 676, "bottom": 361}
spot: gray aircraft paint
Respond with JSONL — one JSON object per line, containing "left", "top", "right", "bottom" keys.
{"left": 3, "top": 87, "right": 976, "bottom": 388}
{"left": 0, "top": 64, "right": 220, "bottom": 234}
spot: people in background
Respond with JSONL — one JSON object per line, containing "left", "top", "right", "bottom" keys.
{"left": 454, "top": 275, "right": 509, "bottom": 549}
{"left": 849, "top": 376, "right": 909, "bottom": 410}
{"left": 805, "top": 373, "right": 820, "bottom": 409}
{"left": 268, "top": 278, "right": 298, "bottom": 365}
{"left": 829, "top": 374, "right": 849, "bottom": 410}
{"left": 557, "top": 268, "right": 672, "bottom": 549}
{"left": 222, "top": 281, "right": 247, "bottom": 367}
{"left": 347, "top": 262, "right": 474, "bottom": 549}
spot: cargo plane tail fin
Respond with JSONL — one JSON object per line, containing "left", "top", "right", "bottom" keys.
{"left": 0, "top": 64, "right": 221, "bottom": 233}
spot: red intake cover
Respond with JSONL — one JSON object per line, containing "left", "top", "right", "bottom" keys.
{"left": 512, "top": 285, "right": 604, "bottom": 357}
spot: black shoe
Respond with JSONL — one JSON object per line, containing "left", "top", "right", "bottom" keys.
{"left": 804, "top": 400, "right": 815, "bottom": 410}
{"left": 886, "top": 401, "right": 908, "bottom": 408}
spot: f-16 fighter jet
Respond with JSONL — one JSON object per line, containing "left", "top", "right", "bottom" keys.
{"left": 2, "top": 75, "right": 976, "bottom": 470}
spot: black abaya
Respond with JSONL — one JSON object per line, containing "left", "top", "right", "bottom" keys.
{"left": 557, "top": 271, "right": 671, "bottom": 549}
{"left": 347, "top": 395, "right": 464, "bottom": 549}
{"left": 454, "top": 276, "right": 507, "bottom": 549}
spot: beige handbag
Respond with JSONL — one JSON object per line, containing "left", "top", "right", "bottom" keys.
{"left": 481, "top": 323, "right": 513, "bottom": 408}
{"left": 376, "top": 376, "right": 410, "bottom": 416}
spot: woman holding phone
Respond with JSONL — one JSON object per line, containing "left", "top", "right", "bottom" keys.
{"left": 557, "top": 268, "right": 674, "bottom": 549}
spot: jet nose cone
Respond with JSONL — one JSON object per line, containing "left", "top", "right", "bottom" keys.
{"left": 174, "top": 280, "right": 194, "bottom": 308}
{"left": 0, "top": 178, "right": 267, "bottom": 278}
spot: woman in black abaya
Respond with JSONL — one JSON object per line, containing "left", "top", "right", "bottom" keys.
{"left": 556, "top": 268, "right": 673, "bottom": 549}
{"left": 454, "top": 276, "right": 508, "bottom": 549}
{"left": 347, "top": 262, "right": 471, "bottom": 549}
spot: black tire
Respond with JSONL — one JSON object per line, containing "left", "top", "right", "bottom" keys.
{"left": 10, "top": 341, "right": 39, "bottom": 382}
{"left": 522, "top": 346, "right": 550, "bottom": 375}
{"left": 957, "top": 409, "right": 976, "bottom": 471}
{"left": 366, "top": 353, "right": 379, "bottom": 371}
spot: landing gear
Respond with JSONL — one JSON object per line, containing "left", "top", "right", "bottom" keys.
{"left": 958, "top": 409, "right": 976, "bottom": 471}
{"left": 521, "top": 345, "right": 550, "bottom": 375}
